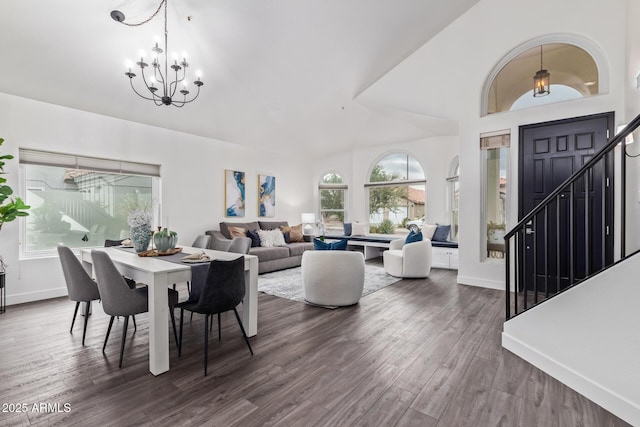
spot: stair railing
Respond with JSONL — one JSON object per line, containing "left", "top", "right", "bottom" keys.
{"left": 505, "top": 113, "right": 640, "bottom": 320}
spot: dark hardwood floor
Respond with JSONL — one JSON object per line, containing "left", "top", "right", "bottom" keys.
{"left": 0, "top": 267, "right": 629, "bottom": 426}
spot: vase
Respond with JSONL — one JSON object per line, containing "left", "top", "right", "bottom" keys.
{"left": 130, "top": 225, "right": 152, "bottom": 252}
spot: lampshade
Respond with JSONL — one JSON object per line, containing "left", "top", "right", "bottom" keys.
{"left": 301, "top": 213, "right": 316, "bottom": 224}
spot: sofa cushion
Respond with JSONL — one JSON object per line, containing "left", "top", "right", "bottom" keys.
{"left": 281, "top": 224, "right": 304, "bottom": 243}
{"left": 432, "top": 224, "right": 451, "bottom": 242}
{"left": 258, "top": 229, "right": 287, "bottom": 247}
{"left": 246, "top": 229, "right": 261, "bottom": 247}
{"left": 352, "top": 223, "right": 369, "bottom": 236}
{"left": 343, "top": 223, "right": 352, "bottom": 236}
{"left": 287, "top": 241, "right": 314, "bottom": 257}
{"left": 219, "top": 221, "right": 259, "bottom": 239}
{"left": 228, "top": 226, "right": 247, "bottom": 238}
{"left": 421, "top": 223, "right": 437, "bottom": 240}
{"left": 249, "top": 246, "right": 291, "bottom": 262}
{"left": 258, "top": 220, "right": 289, "bottom": 230}
{"left": 313, "top": 238, "right": 348, "bottom": 250}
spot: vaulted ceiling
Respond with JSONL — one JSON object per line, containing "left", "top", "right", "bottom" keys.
{"left": 0, "top": 0, "right": 479, "bottom": 156}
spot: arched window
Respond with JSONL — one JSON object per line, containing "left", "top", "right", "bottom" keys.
{"left": 486, "top": 42, "right": 600, "bottom": 115}
{"left": 366, "top": 152, "right": 425, "bottom": 235}
{"left": 319, "top": 172, "right": 347, "bottom": 234}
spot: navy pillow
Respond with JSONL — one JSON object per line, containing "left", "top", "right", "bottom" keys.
{"left": 313, "top": 238, "right": 348, "bottom": 250}
{"left": 432, "top": 224, "right": 451, "bottom": 242}
{"left": 282, "top": 231, "right": 291, "bottom": 244}
{"left": 343, "top": 223, "right": 352, "bottom": 236}
{"left": 405, "top": 230, "right": 423, "bottom": 244}
{"left": 246, "top": 229, "right": 261, "bottom": 248}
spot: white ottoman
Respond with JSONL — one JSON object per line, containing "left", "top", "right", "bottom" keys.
{"left": 301, "top": 250, "right": 365, "bottom": 306}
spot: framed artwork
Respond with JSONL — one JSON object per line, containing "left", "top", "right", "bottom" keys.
{"left": 258, "top": 174, "right": 275, "bottom": 217}
{"left": 225, "top": 169, "right": 245, "bottom": 217}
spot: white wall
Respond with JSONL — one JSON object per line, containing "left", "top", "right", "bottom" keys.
{"left": 314, "top": 137, "right": 458, "bottom": 227}
{"left": 0, "top": 93, "right": 314, "bottom": 305}
{"left": 355, "top": 0, "right": 631, "bottom": 289}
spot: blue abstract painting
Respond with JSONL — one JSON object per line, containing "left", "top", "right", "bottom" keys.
{"left": 225, "top": 169, "right": 245, "bottom": 217}
{"left": 259, "top": 174, "right": 275, "bottom": 217}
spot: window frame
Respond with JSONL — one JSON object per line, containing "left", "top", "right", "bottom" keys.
{"left": 318, "top": 171, "right": 348, "bottom": 233}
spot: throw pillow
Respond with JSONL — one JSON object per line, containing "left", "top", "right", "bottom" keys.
{"left": 282, "top": 231, "right": 291, "bottom": 244}
{"left": 281, "top": 224, "right": 304, "bottom": 243}
{"left": 421, "top": 223, "right": 437, "bottom": 240}
{"left": 257, "top": 229, "right": 287, "bottom": 247}
{"left": 228, "top": 226, "right": 247, "bottom": 238}
{"left": 246, "top": 229, "right": 261, "bottom": 248}
{"left": 432, "top": 224, "right": 451, "bottom": 242}
{"left": 343, "top": 223, "right": 352, "bottom": 236}
{"left": 405, "top": 230, "right": 423, "bottom": 244}
{"left": 313, "top": 238, "right": 348, "bottom": 250}
{"left": 352, "top": 223, "right": 369, "bottom": 236}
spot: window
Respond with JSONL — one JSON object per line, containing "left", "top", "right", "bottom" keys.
{"left": 366, "top": 152, "right": 425, "bottom": 235}
{"left": 447, "top": 157, "right": 459, "bottom": 241}
{"left": 20, "top": 149, "right": 160, "bottom": 253}
{"left": 481, "top": 132, "right": 509, "bottom": 259}
{"left": 319, "top": 172, "right": 347, "bottom": 234}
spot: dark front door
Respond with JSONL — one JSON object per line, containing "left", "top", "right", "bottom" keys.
{"left": 519, "top": 112, "right": 614, "bottom": 293}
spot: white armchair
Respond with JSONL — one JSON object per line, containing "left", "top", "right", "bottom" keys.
{"left": 302, "top": 251, "right": 365, "bottom": 306}
{"left": 383, "top": 238, "right": 432, "bottom": 278}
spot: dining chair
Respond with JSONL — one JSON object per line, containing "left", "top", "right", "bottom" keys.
{"left": 57, "top": 245, "right": 102, "bottom": 346}
{"left": 192, "top": 235, "right": 211, "bottom": 249}
{"left": 91, "top": 250, "right": 180, "bottom": 368}
{"left": 177, "top": 256, "right": 253, "bottom": 376}
{"left": 104, "top": 239, "right": 139, "bottom": 328}
{"left": 228, "top": 237, "right": 251, "bottom": 255}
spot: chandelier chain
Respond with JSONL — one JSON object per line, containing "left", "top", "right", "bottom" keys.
{"left": 118, "top": 0, "right": 166, "bottom": 27}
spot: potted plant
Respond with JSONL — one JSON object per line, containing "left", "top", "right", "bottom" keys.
{"left": 0, "top": 138, "right": 30, "bottom": 233}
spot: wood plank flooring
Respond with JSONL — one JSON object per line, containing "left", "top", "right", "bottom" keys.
{"left": 0, "top": 267, "right": 629, "bottom": 426}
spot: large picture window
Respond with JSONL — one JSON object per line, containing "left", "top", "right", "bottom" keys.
{"left": 319, "top": 172, "right": 347, "bottom": 234}
{"left": 366, "top": 152, "right": 425, "bottom": 235}
{"left": 20, "top": 149, "right": 160, "bottom": 253}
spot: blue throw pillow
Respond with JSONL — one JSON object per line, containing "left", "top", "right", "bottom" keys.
{"left": 343, "top": 223, "right": 352, "bottom": 236}
{"left": 432, "top": 224, "right": 451, "bottom": 242}
{"left": 246, "top": 229, "right": 261, "bottom": 248}
{"left": 405, "top": 230, "right": 423, "bottom": 244}
{"left": 313, "top": 238, "right": 348, "bottom": 250}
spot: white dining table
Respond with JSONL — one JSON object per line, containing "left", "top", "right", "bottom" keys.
{"left": 79, "top": 246, "right": 258, "bottom": 376}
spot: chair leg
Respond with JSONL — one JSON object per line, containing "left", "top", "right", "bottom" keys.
{"left": 204, "top": 314, "right": 210, "bottom": 376}
{"left": 169, "top": 307, "right": 178, "bottom": 350}
{"left": 233, "top": 308, "right": 253, "bottom": 356}
{"left": 178, "top": 308, "right": 184, "bottom": 357}
{"left": 132, "top": 315, "right": 137, "bottom": 331}
{"left": 218, "top": 313, "right": 221, "bottom": 341}
{"left": 82, "top": 301, "right": 91, "bottom": 346}
{"left": 210, "top": 315, "right": 213, "bottom": 332}
{"left": 119, "top": 316, "right": 129, "bottom": 368}
{"left": 190, "top": 312, "right": 194, "bottom": 322}
{"left": 186, "top": 281, "right": 191, "bottom": 294}
{"left": 70, "top": 301, "right": 80, "bottom": 333}
{"left": 103, "top": 316, "right": 115, "bottom": 352}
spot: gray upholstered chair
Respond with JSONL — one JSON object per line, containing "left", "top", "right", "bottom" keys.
{"left": 91, "top": 250, "right": 179, "bottom": 368}
{"left": 192, "top": 235, "right": 211, "bottom": 249}
{"left": 177, "top": 256, "right": 253, "bottom": 376}
{"left": 57, "top": 245, "right": 102, "bottom": 346}
{"left": 228, "top": 236, "right": 251, "bottom": 255}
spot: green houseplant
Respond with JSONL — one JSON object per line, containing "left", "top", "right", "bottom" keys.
{"left": 0, "top": 138, "right": 30, "bottom": 231}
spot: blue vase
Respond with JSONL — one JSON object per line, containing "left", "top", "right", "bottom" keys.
{"left": 130, "top": 226, "right": 151, "bottom": 252}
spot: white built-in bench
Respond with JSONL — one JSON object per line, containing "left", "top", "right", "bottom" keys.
{"left": 324, "top": 235, "right": 459, "bottom": 270}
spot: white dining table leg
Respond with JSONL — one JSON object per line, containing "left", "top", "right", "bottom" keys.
{"left": 147, "top": 272, "right": 170, "bottom": 376}
{"left": 243, "top": 257, "right": 258, "bottom": 337}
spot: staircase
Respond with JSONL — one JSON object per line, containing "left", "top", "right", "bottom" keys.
{"left": 502, "top": 114, "right": 640, "bottom": 426}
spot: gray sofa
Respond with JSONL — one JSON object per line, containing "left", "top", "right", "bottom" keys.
{"left": 206, "top": 221, "right": 314, "bottom": 274}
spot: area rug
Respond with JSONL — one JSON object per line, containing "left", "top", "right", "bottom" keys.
{"left": 257, "top": 263, "right": 400, "bottom": 305}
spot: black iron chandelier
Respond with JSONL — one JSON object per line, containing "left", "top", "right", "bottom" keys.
{"left": 111, "top": 0, "right": 203, "bottom": 107}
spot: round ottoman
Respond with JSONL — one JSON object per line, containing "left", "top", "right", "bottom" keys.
{"left": 301, "top": 250, "right": 365, "bottom": 306}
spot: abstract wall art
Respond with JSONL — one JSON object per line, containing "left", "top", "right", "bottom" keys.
{"left": 225, "top": 169, "right": 245, "bottom": 217}
{"left": 258, "top": 174, "right": 275, "bottom": 217}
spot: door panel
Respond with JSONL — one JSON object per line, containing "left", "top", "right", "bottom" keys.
{"left": 519, "top": 113, "right": 614, "bottom": 294}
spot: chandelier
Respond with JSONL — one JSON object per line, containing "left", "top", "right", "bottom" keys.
{"left": 111, "top": 0, "right": 203, "bottom": 107}
{"left": 533, "top": 45, "right": 550, "bottom": 97}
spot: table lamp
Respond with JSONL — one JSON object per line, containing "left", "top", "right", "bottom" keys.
{"left": 301, "top": 213, "right": 316, "bottom": 235}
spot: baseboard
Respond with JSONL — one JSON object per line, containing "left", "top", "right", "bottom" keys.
{"left": 502, "top": 332, "right": 640, "bottom": 426}
{"left": 6, "top": 287, "right": 68, "bottom": 306}
{"left": 456, "top": 275, "right": 504, "bottom": 290}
